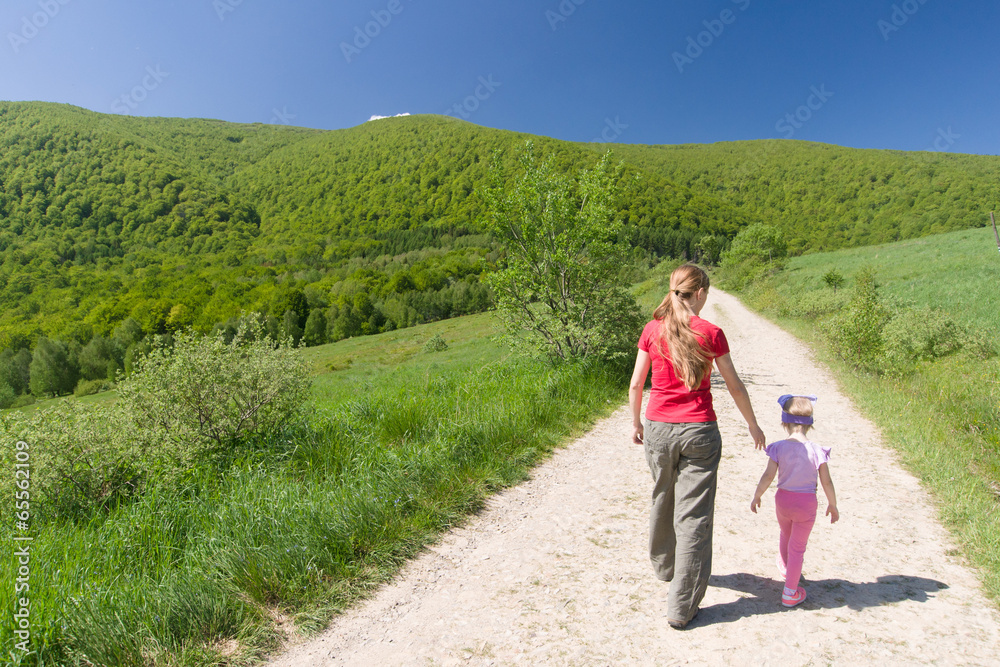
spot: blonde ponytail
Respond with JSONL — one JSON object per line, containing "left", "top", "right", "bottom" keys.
{"left": 652, "top": 264, "right": 713, "bottom": 390}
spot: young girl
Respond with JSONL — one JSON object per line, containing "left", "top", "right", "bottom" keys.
{"left": 750, "top": 394, "right": 839, "bottom": 607}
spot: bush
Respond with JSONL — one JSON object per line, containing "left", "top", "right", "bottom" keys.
{"left": 0, "top": 318, "right": 312, "bottom": 522}
{"left": 74, "top": 378, "right": 114, "bottom": 397}
{"left": 826, "top": 267, "right": 891, "bottom": 374}
{"left": 879, "top": 307, "right": 964, "bottom": 375}
{"left": 11, "top": 394, "right": 35, "bottom": 408}
{"left": 0, "top": 401, "right": 148, "bottom": 519}
{"left": 824, "top": 269, "right": 988, "bottom": 378}
{"left": 822, "top": 269, "right": 845, "bottom": 292}
{"left": 116, "top": 318, "right": 311, "bottom": 460}
{"left": 796, "top": 288, "right": 851, "bottom": 319}
{"left": 423, "top": 334, "right": 448, "bottom": 353}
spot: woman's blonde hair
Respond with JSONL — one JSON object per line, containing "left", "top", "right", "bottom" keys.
{"left": 782, "top": 396, "right": 814, "bottom": 436}
{"left": 652, "top": 264, "right": 713, "bottom": 391}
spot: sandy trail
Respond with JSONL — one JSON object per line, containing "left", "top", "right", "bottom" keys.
{"left": 268, "top": 290, "right": 1000, "bottom": 666}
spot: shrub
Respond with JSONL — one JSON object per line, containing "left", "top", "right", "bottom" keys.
{"left": 796, "top": 288, "right": 851, "bottom": 319}
{"left": 0, "top": 318, "right": 312, "bottom": 521}
{"left": 960, "top": 327, "right": 997, "bottom": 360}
{"left": 74, "top": 378, "right": 114, "bottom": 397}
{"left": 423, "top": 334, "right": 448, "bottom": 353}
{"left": 11, "top": 394, "right": 35, "bottom": 408}
{"left": 116, "top": 318, "right": 311, "bottom": 462}
{"left": 717, "top": 224, "right": 788, "bottom": 291}
{"left": 879, "top": 307, "right": 964, "bottom": 376}
{"left": 822, "top": 269, "right": 846, "bottom": 292}
{"left": 742, "top": 278, "right": 790, "bottom": 317}
{"left": 826, "top": 267, "right": 891, "bottom": 374}
{"left": 0, "top": 401, "right": 149, "bottom": 519}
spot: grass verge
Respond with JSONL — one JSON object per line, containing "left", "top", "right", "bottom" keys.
{"left": 1, "top": 313, "right": 627, "bottom": 666}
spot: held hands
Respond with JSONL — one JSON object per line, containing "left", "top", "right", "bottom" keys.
{"left": 826, "top": 505, "right": 840, "bottom": 523}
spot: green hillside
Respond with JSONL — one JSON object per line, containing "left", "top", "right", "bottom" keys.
{"left": 3, "top": 100, "right": 1000, "bottom": 404}
{"left": 614, "top": 140, "right": 1000, "bottom": 254}
{"left": 0, "top": 103, "right": 738, "bottom": 349}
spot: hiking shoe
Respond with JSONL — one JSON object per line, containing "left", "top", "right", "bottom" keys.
{"left": 667, "top": 607, "right": 699, "bottom": 630}
{"left": 782, "top": 587, "right": 807, "bottom": 608}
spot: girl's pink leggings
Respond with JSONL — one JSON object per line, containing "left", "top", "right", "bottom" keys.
{"left": 775, "top": 489, "right": 817, "bottom": 591}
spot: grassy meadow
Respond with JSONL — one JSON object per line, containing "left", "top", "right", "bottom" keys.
{"left": 0, "top": 307, "right": 640, "bottom": 666}
{"left": 738, "top": 225, "right": 1000, "bottom": 603}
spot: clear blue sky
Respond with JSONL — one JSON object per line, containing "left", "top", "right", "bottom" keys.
{"left": 2, "top": 0, "right": 997, "bottom": 155}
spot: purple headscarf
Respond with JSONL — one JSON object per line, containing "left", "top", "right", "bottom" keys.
{"left": 778, "top": 394, "right": 817, "bottom": 425}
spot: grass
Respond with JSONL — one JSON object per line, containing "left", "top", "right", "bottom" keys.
{"left": 776, "top": 225, "right": 1000, "bottom": 332}
{"left": 733, "top": 224, "right": 1000, "bottom": 604}
{"left": 1, "top": 310, "right": 629, "bottom": 666}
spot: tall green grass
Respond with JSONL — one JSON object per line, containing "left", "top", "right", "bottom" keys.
{"left": 736, "top": 225, "right": 1000, "bottom": 603}
{"left": 1, "top": 314, "right": 627, "bottom": 665}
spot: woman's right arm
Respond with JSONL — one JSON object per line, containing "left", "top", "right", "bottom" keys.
{"left": 714, "top": 353, "right": 766, "bottom": 449}
{"left": 629, "top": 349, "right": 651, "bottom": 445}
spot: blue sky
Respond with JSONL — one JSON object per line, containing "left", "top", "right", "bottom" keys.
{"left": 2, "top": 0, "right": 997, "bottom": 155}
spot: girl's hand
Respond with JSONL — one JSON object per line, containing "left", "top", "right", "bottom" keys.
{"left": 750, "top": 496, "right": 761, "bottom": 514}
{"left": 632, "top": 424, "right": 644, "bottom": 445}
{"left": 827, "top": 505, "right": 839, "bottom": 523}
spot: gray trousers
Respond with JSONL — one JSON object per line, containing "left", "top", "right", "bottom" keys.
{"left": 643, "top": 419, "right": 722, "bottom": 623}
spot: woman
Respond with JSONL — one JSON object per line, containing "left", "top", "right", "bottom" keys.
{"left": 628, "top": 264, "right": 765, "bottom": 629}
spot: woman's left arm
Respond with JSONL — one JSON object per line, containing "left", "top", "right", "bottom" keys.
{"left": 629, "top": 350, "right": 651, "bottom": 445}
{"left": 714, "top": 353, "right": 766, "bottom": 449}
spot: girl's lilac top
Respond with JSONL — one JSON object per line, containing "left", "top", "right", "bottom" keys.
{"left": 765, "top": 438, "right": 832, "bottom": 494}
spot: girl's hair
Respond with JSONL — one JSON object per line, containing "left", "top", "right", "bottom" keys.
{"left": 782, "top": 396, "right": 814, "bottom": 436}
{"left": 652, "top": 264, "right": 713, "bottom": 391}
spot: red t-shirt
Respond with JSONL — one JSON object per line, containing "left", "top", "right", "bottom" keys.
{"left": 637, "top": 316, "right": 730, "bottom": 423}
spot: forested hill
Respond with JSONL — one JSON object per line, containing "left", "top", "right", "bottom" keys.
{"left": 232, "top": 115, "right": 744, "bottom": 264}
{"left": 2, "top": 100, "right": 999, "bottom": 361}
{"left": 612, "top": 140, "right": 1000, "bottom": 254}
{"left": 0, "top": 102, "right": 738, "bottom": 352}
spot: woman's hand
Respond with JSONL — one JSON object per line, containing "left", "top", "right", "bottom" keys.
{"left": 629, "top": 350, "right": 651, "bottom": 447}
{"left": 749, "top": 424, "right": 766, "bottom": 450}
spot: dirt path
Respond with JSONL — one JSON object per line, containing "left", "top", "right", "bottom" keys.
{"left": 268, "top": 290, "right": 1000, "bottom": 666}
